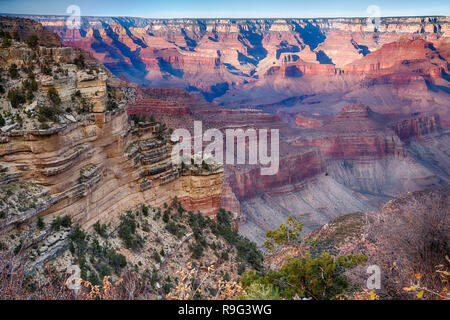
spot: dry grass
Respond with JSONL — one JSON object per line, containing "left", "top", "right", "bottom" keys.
{"left": 367, "top": 186, "right": 449, "bottom": 299}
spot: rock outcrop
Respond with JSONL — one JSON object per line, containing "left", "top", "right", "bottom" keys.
{"left": 390, "top": 113, "right": 442, "bottom": 142}
{"left": 291, "top": 104, "right": 407, "bottom": 159}
{"left": 0, "top": 106, "right": 223, "bottom": 232}
{"left": 0, "top": 18, "right": 224, "bottom": 235}
{"left": 0, "top": 16, "right": 60, "bottom": 46}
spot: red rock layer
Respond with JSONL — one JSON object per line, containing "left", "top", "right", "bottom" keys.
{"left": 127, "top": 87, "right": 191, "bottom": 115}
{"left": 390, "top": 114, "right": 442, "bottom": 142}
{"left": 293, "top": 135, "right": 407, "bottom": 160}
{"left": 226, "top": 149, "right": 325, "bottom": 201}
{"left": 295, "top": 115, "right": 324, "bottom": 128}
{"left": 292, "top": 104, "right": 408, "bottom": 159}
{"left": 179, "top": 193, "right": 222, "bottom": 217}
{"left": 322, "top": 104, "right": 385, "bottom": 132}
{"left": 344, "top": 37, "right": 449, "bottom": 83}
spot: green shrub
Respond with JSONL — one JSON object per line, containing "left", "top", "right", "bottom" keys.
{"left": 14, "top": 240, "right": 23, "bottom": 255}
{"left": 8, "top": 64, "right": 19, "bottom": 78}
{"left": 37, "top": 217, "right": 45, "bottom": 230}
{"left": 264, "top": 216, "right": 303, "bottom": 252}
{"left": 25, "top": 88, "right": 33, "bottom": 100}
{"left": 106, "top": 249, "right": 127, "bottom": 274}
{"left": 98, "top": 264, "right": 111, "bottom": 278}
{"left": 93, "top": 221, "right": 108, "bottom": 238}
{"left": 212, "top": 209, "right": 263, "bottom": 270}
{"left": 152, "top": 251, "right": 161, "bottom": 263}
{"left": 162, "top": 210, "right": 170, "bottom": 223}
{"left": 237, "top": 263, "right": 246, "bottom": 275}
{"left": 240, "top": 251, "right": 367, "bottom": 300}
{"left": 26, "top": 34, "right": 39, "bottom": 48}
{"left": 51, "top": 215, "right": 72, "bottom": 230}
{"left": 166, "top": 221, "right": 179, "bottom": 235}
{"left": 106, "top": 99, "right": 118, "bottom": 111}
{"left": 87, "top": 272, "right": 101, "bottom": 286}
{"left": 38, "top": 105, "right": 61, "bottom": 122}
{"left": 236, "top": 283, "right": 281, "bottom": 300}
{"left": 47, "top": 87, "right": 61, "bottom": 106}
{"left": 118, "top": 212, "right": 143, "bottom": 251}
{"left": 73, "top": 55, "right": 85, "bottom": 69}
{"left": 1, "top": 37, "right": 11, "bottom": 48}
{"left": 7, "top": 88, "right": 26, "bottom": 108}
{"left": 70, "top": 227, "right": 88, "bottom": 259}
{"left": 141, "top": 204, "right": 149, "bottom": 216}
{"left": 201, "top": 160, "right": 210, "bottom": 171}
{"left": 23, "top": 79, "right": 38, "bottom": 92}
{"left": 41, "top": 63, "right": 52, "bottom": 75}
{"left": 189, "top": 242, "right": 204, "bottom": 259}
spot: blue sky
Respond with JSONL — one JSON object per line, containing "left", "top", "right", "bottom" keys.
{"left": 0, "top": 0, "right": 448, "bottom": 18}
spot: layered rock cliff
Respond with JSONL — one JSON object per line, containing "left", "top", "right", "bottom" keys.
{"left": 0, "top": 22, "right": 223, "bottom": 235}
{"left": 122, "top": 82, "right": 449, "bottom": 247}
{"left": 0, "top": 16, "right": 60, "bottom": 46}
{"left": 8, "top": 17, "right": 446, "bottom": 98}
{"left": 291, "top": 104, "right": 407, "bottom": 159}
{"left": 0, "top": 100, "right": 223, "bottom": 232}
{"left": 1, "top": 15, "right": 448, "bottom": 252}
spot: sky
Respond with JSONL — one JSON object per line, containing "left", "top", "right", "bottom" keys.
{"left": 0, "top": 0, "right": 448, "bottom": 19}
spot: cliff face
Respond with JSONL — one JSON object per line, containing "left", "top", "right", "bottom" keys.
{"left": 0, "top": 21, "right": 223, "bottom": 234}
{"left": 0, "top": 103, "right": 223, "bottom": 232}
{"left": 390, "top": 114, "right": 442, "bottom": 142}
{"left": 226, "top": 148, "right": 325, "bottom": 201}
{"left": 344, "top": 37, "right": 449, "bottom": 84}
{"left": 291, "top": 104, "right": 407, "bottom": 159}
{"left": 0, "top": 16, "right": 60, "bottom": 46}
{"left": 127, "top": 87, "right": 192, "bottom": 115}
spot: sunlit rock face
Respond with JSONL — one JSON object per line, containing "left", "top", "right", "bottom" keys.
{"left": 0, "top": 35, "right": 223, "bottom": 234}
{"left": 0, "top": 105, "right": 224, "bottom": 231}
{"left": 0, "top": 16, "right": 61, "bottom": 46}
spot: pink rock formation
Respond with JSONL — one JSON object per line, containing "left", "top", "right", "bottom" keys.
{"left": 390, "top": 114, "right": 442, "bottom": 142}
{"left": 295, "top": 115, "right": 324, "bottom": 128}
{"left": 292, "top": 104, "right": 408, "bottom": 159}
